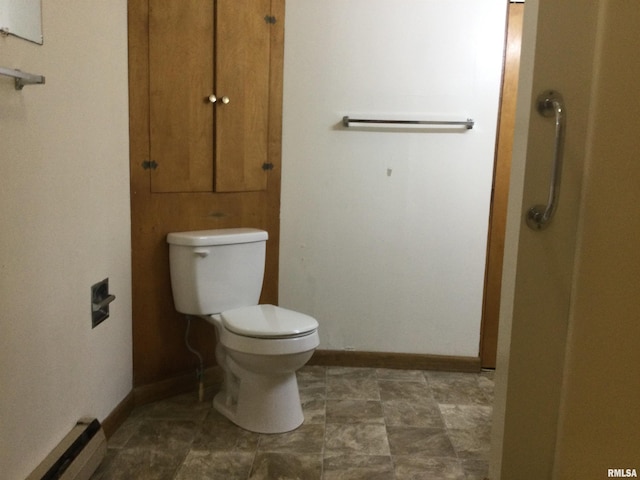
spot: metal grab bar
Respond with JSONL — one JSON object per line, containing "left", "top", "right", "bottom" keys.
{"left": 0, "top": 66, "right": 46, "bottom": 90}
{"left": 526, "top": 90, "right": 565, "bottom": 230}
{"left": 342, "top": 116, "right": 474, "bottom": 129}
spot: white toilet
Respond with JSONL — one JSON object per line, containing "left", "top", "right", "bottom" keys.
{"left": 166, "top": 228, "right": 319, "bottom": 433}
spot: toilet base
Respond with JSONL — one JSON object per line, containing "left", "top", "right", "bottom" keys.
{"left": 213, "top": 369, "right": 304, "bottom": 434}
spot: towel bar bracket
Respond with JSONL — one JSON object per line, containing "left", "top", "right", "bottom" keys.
{"left": 0, "top": 66, "right": 46, "bottom": 90}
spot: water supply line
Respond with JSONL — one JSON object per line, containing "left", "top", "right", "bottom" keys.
{"left": 184, "top": 315, "right": 205, "bottom": 402}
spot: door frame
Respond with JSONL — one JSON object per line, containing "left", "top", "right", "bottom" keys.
{"left": 480, "top": 2, "right": 524, "bottom": 369}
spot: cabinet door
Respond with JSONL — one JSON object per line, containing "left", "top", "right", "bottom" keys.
{"left": 148, "top": 0, "right": 271, "bottom": 194}
{"left": 148, "top": 0, "right": 214, "bottom": 193}
{"left": 215, "top": 0, "right": 271, "bottom": 192}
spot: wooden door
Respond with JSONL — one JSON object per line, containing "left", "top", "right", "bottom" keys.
{"left": 216, "top": 0, "right": 271, "bottom": 192}
{"left": 148, "top": 0, "right": 271, "bottom": 194}
{"left": 149, "top": 0, "right": 215, "bottom": 193}
{"left": 480, "top": 2, "right": 524, "bottom": 368}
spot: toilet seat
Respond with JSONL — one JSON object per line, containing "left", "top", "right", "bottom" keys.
{"left": 221, "top": 304, "right": 318, "bottom": 339}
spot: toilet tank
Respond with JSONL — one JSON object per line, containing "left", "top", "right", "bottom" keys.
{"left": 166, "top": 228, "right": 268, "bottom": 315}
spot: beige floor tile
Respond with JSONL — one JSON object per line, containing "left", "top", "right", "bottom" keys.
{"left": 249, "top": 452, "right": 322, "bottom": 480}
{"left": 325, "top": 423, "right": 391, "bottom": 455}
{"left": 323, "top": 454, "right": 395, "bottom": 480}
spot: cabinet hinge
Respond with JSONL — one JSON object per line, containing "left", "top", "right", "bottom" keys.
{"left": 142, "top": 160, "right": 158, "bottom": 170}
{"left": 262, "top": 162, "right": 274, "bottom": 171}
{"left": 264, "top": 15, "right": 277, "bottom": 24}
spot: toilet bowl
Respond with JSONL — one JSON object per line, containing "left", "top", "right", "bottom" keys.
{"left": 166, "top": 228, "right": 319, "bottom": 434}
{"left": 205, "top": 305, "right": 319, "bottom": 433}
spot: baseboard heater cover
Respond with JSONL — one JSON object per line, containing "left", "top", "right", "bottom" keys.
{"left": 27, "top": 418, "right": 106, "bottom": 480}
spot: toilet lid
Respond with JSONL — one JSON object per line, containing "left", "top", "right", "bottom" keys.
{"left": 221, "top": 304, "right": 318, "bottom": 338}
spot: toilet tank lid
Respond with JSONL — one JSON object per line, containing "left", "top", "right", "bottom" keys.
{"left": 167, "top": 228, "right": 268, "bottom": 246}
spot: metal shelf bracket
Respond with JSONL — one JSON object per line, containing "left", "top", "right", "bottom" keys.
{"left": 0, "top": 66, "right": 46, "bottom": 90}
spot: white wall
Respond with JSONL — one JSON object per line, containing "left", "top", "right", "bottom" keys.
{"left": 0, "top": 2, "right": 132, "bottom": 479}
{"left": 280, "top": 0, "right": 506, "bottom": 357}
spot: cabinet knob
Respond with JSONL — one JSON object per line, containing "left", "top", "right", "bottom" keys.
{"left": 209, "top": 95, "right": 229, "bottom": 104}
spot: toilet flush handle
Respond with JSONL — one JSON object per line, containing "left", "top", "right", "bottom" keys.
{"left": 193, "top": 248, "right": 209, "bottom": 258}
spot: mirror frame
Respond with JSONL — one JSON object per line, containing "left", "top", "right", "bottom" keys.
{"left": 0, "top": 0, "right": 43, "bottom": 45}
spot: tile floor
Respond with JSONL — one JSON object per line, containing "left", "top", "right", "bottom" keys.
{"left": 91, "top": 366, "right": 494, "bottom": 480}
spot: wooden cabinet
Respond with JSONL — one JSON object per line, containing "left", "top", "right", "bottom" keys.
{"left": 148, "top": 0, "right": 272, "bottom": 193}
{"left": 128, "top": 0, "right": 284, "bottom": 388}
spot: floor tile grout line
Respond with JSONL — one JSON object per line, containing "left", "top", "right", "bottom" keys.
{"left": 246, "top": 443, "right": 258, "bottom": 480}
{"left": 320, "top": 365, "right": 327, "bottom": 479}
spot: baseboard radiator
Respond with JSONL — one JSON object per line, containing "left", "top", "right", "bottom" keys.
{"left": 27, "top": 418, "right": 106, "bottom": 480}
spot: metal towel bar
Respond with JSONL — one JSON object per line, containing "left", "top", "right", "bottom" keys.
{"left": 342, "top": 116, "right": 474, "bottom": 129}
{"left": 0, "top": 66, "right": 46, "bottom": 90}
